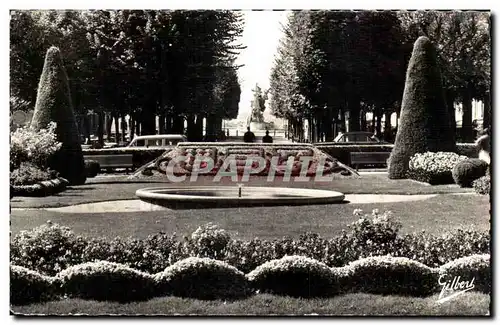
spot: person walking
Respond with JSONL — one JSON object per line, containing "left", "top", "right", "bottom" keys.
{"left": 262, "top": 130, "right": 273, "bottom": 143}
{"left": 243, "top": 126, "right": 256, "bottom": 143}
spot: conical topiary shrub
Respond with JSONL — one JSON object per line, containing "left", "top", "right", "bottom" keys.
{"left": 388, "top": 36, "right": 456, "bottom": 179}
{"left": 30, "top": 46, "right": 86, "bottom": 185}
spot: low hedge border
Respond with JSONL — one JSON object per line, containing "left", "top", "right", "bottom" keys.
{"left": 11, "top": 177, "right": 68, "bottom": 197}
{"left": 10, "top": 254, "right": 490, "bottom": 305}
{"left": 316, "top": 143, "right": 478, "bottom": 166}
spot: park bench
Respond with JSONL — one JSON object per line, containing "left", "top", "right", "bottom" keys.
{"left": 349, "top": 152, "right": 390, "bottom": 170}
{"left": 84, "top": 154, "right": 134, "bottom": 173}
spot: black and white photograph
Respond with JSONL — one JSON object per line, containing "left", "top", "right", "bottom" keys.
{"left": 7, "top": 2, "right": 492, "bottom": 317}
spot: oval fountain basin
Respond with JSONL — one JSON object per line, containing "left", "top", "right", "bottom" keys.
{"left": 135, "top": 186, "right": 345, "bottom": 209}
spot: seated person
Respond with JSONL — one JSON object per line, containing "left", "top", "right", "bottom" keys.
{"left": 243, "top": 127, "right": 256, "bottom": 143}
{"left": 262, "top": 130, "right": 273, "bottom": 143}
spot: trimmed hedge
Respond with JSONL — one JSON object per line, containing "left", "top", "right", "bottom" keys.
{"left": 246, "top": 255, "right": 337, "bottom": 297}
{"left": 56, "top": 261, "right": 156, "bottom": 302}
{"left": 439, "top": 254, "right": 490, "bottom": 293}
{"left": 339, "top": 256, "right": 437, "bottom": 296}
{"left": 452, "top": 158, "right": 488, "bottom": 188}
{"left": 11, "top": 254, "right": 490, "bottom": 304}
{"left": 84, "top": 160, "right": 100, "bottom": 178}
{"left": 30, "top": 46, "right": 86, "bottom": 185}
{"left": 316, "top": 143, "right": 477, "bottom": 167}
{"left": 11, "top": 219, "right": 490, "bottom": 277}
{"left": 10, "top": 265, "right": 54, "bottom": 305}
{"left": 11, "top": 177, "right": 69, "bottom": 197}
{"left": 154, "top": 257, "right": 250, "bottom": 300}
{"left": 388, "top": 37, "right": 455, "bottom": 179}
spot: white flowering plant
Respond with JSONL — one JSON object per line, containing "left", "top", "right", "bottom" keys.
{"left": 407, "top": 151, "right": 468, "bottom": 184}
{"left": 473, "top": 175, "right": 490, "bottom": 195}
{"left": 56, "top": 260, "right": 156, "bottom": 302}
{"left": 246, "top": 255, "right": 337, "bottom": 297}
{"left": 154, "top": 257, "right": 250, "bottom": 300}
{"left": 10, "top": 122, "right": 62, "bottom": 171}
{"left": 187, "top": 223, "right": 231, "bottom": 259}
{"left": 349, "top": 209, "right": 402, "bottom": 244}
{"left": 10, "top": 222, "right": 86, "bottom": 276}
{"left": 10, "top": 161, "right": 58, "bottom": 186}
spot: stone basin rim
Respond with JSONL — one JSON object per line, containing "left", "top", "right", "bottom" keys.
{"left": 135, "top": 186, "right": 345, "bottom": 202}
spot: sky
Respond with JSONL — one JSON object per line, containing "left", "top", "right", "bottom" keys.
{"left": 235, "top": 11, "right": 290, "bottom": 121}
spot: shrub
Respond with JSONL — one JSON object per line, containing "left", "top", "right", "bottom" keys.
{"left": 84, "top": 160, "right": 100, "bottom": 178}
{"left": 10, "top": 222, "right": 87, "bottom": 276}
{"left": 11, "top": 218, "right": 490, "bottom": 280}
{"left": 452, "top": 158, "right": 488, "bottom": 187}
{"left": 10, "top": 264, "right": 55, "bottom": 305}
{"left": 10, "top": 122, "right": 62, "bottom": 171}
{"left": 187, "top": 223, "right": 231, "bottom": 259}
{"left": 30, "top": 46, "right": 86, "bottom": 185}
{"left": 397, "top": 229, "right": 490, "bottom": 268}
{"left": 56, "top": 261, "right": 156, "bottom": 302}
{"left": 341, "top": 255, "right": 437, "bottom": 296}
{"left": 350, "top": 209, "right": 402, "bottom": 244}
{"left": 473, "top": 175, "right": 490, "bottom": 195}
{"left": 246, "top": 255, "right": 336, "bottom": 297}
{"left": 10, "top": 162, "right": 57, "bottom": 186}
{"left": 438, "top": 254, "right": 490, "bottom": 293}
{"left": 154, "top": 257, "right": 250, "bottom": 300}
{"left": 11, "top": 177, "right": 69, "bottom": 197}
{"left": 388, "top": 36, "right": 455, "bottom": 179}
{"left": 407, "top": 152, "right": 467, "bottom": 184}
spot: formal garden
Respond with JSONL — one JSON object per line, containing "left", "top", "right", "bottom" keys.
{"left": 10, "top": 11, "right": 491, "bottom": 316}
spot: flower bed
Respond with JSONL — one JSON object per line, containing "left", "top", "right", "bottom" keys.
{"left": 407, "top": 152, "right": 468, "bottom": 185}
{"left": 10, "top": 163, "right": 69, "bottom": 197}
{"left": 142, "top": 143, "right": 355, "bottom": 178}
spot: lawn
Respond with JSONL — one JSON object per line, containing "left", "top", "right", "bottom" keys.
{"left": 11, "top": 293, "right": 490, "bottom": 316}
{"left": 10, "top": 173, "right": 489, "bottom": 240}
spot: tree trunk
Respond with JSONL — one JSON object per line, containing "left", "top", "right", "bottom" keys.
{"left": 97, "top": 110, "right": 104, "bottom": 146}
{"left": 172, "top": 115, "right": 184, "bottom": 134}
{"left": 339, "top": 108, "right": 346, "bottom": 133}
{"left": 384, "top": 111, "right": 392, "bottom": 141}
{"left": 158, "top": 113, "right": 165, "bottom": 134}
{"left": 120, "top": 115, "right": 126, "bottom": 143}
{"left": 446, "top": 92, "right": 456, "bottom": 141}
{"left": 135, "top": 114, "right": 141, "bottom": 136}
{"left": 114, "top": 114, "right": 119, "bottom": 143}
{"left": 141, "top": 112, "right": 156, "bottom": 135}
{"left": 205, "top": 115, "right": 216, "bottom": 141}
{"left": 483, "top": 92, "right": 491, "bottom": 130}
{"left": 360, "top": 110, "right": 366, "bottom": 131}
{"left": 461, "top": 88, "right": 473, "bottom": 142}
{"left": 186, "top": 115, "right": 196, "bottom": 141}
{"left": 105, "top": 113, "right": 113, "bottom": 141}
{"left": 375, "top": 113, "right": 382, "bottom": 136}
{"left": 165, "top": 114, "right": 172, "bottom": 133}
{"left": 129, "top": 116, "right": 135, "bottom": 140}
{"left": 348, "top": 100, "right": 360, "bottom": 132}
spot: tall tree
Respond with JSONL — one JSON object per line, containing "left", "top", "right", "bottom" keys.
{"left": 388, "top": 37, "right": 455, "bottom": 179}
